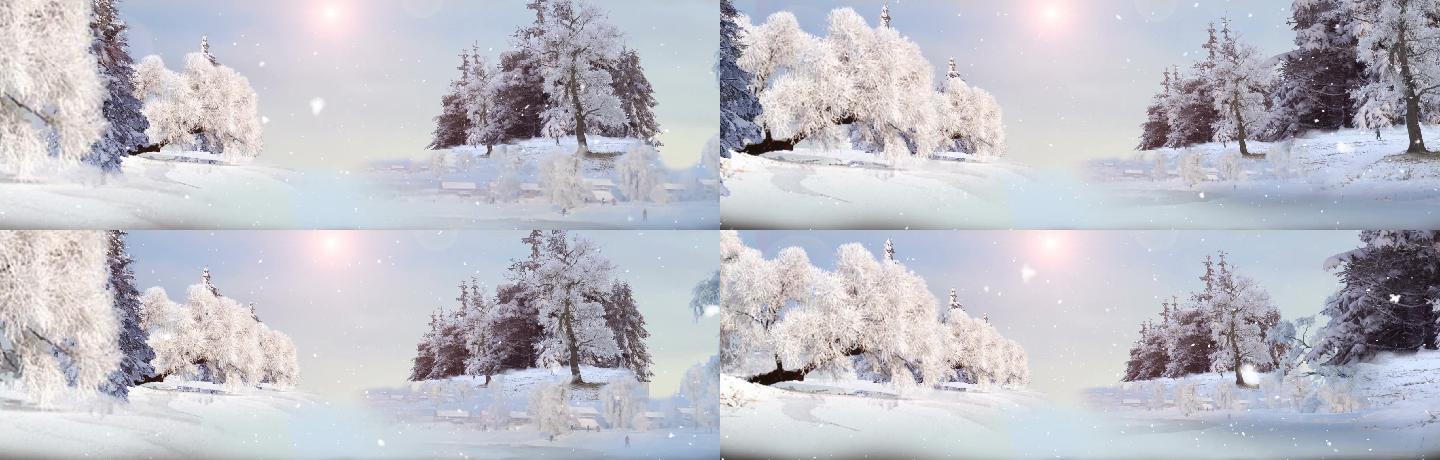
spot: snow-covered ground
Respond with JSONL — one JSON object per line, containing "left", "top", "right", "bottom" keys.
{"left": 362, "top": 367, "right": 717, "bottom": 459}
{"left": 356, "top": 137, "right": 718, "bottom": 229}
{"left": 0, "top": 153, "right": 299, "bottom": 228}
{"left": 722, "top": 351, "right": 1439, "bottom": 458}
{"left": 0, "top": 137, "right": 719, "bottom": 229}
{"left": 723, "top": 125, "right": 1440, "bottom": 229}
{"left": 0, "top": 369, "right": 717, "bottom": 459}
{"left": 1087, "top": 125, "right": 1440, "bottom": 228}
{"left": 721, "top": 145, "right": 1037, "bottom": 229}
{"left": 721, "top": 375, "right": 1048, "bottom": 458}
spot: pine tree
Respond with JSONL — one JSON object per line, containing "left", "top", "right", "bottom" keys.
{"left": 1137, "top": 69, "right": 1174, "bottom": 150}
{"left": 478, "top": 50, "right": 549, "bottom": 146}
{"left": 602, "top": 282, "right": 653, "bottom": 381}
{"left": 88, "top": 0, "right": 150, "bottom": 173}
{"left": 1349, "top": 0, "right": 1440, "bottom": 153}
{"left": 1265, "top": 0, "right": 1364, "bottom": 139}
{"left": 1208, "top": 18, "right": 1272, "bottom": 156}
{"left": 884, "top": 239, "right": 895, "bottom": 261}
{"left": 604, "top": 48, "right": 660, "bottom": 143}
{"left": 428, "top": 52, "right": 475, "bottom": 150}
{"left": 408, "top": 311, "right": 439, "bottom": 381}
{"left": 1165, "top": 24, "right": 1223, "bottom": 148}
{"left": 201, "top": 266, "right": 220, "bottom": 297}
{"left": 101, "top": 230, "right": 155, "bottom": 400}
{"left": 427, "top": 306, "right": 470, "bottom": 379}
{"left": 1309, "top": 231, "right": 1440, "bottom": 365}
{"left": 200, "top": 35, "right": 218, "bottom": 66}
{"left": 719, "top": 0, "right": 762, "bottom": 153}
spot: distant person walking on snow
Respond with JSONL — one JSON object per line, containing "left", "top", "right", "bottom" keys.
{"left": 625, "top": 435, "right": 630, "bottom": 447}
{"left": 642, "top": 208, "right": 648, "bottom": 222}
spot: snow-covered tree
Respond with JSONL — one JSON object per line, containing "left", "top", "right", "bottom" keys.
{"left": 88, "top": 0, "right": 150, "bottom": 172}
{"left": 604, "top": 48, "right": 660, "bottom": 143}
{"left": 0, "top": 231, "right": 118, "bottom": 406}
{"left": 257, "top": 323, "right": 298, "bottom": 386}
{"left": 462, "top": 52, "right": 498, "bottom": 153}
{"left": 538, "top": 153, "right": 590, "bottom": 211}
{"left": 519, "top": 0, "right": 627, "bottom": 156}
{"left": 1309, "top": 230, "right": 1439, "bottom": 365}
{"left": 601, "top": 282, "right": 652, "bottom": 381}
{"left": 1266, "top": 0, "right": 1364, "bottom": 139}
{"left": 462, "top": 281, "right": 497, "bottom": 384}
{"left": 488, "top": 145, "right": 526, "bottom": 203}
{"left": 1166, "top": 24, "right": 1224, "bottom": 148}
{"left": 938, "top": 76, "right": 1006, "bottom": 157}
{"left": 738, "top": 11, "right": 849, "bottom": 154}
{"left": 1164, "top": 305, "right": 1216, "bottom": 377}
{"left": 515, "top": 231, "right": 620, "bottom": 384}
{"left": 719, "top": 0, "right": 763, "bottom": 153}
{"left": 616, "top": 145, "right": 667, "bottom": 202}
{"left": 680, "top": 355, "right": 720, "bottom": 430}
{"left": 133, "top": 52, "right": 263, "bottom": 161}
{"left": 1208, "top": 19, "right": 1272, "bottom": 156}
{"left": 1349, "top": 0, "right": 1440, "bottom": 153}
{"left": 1138, "top": 69, "right": 1176, "bottom": 150}
{"left": 101, "top": 230, "right": 154, "bottom": 400}
{"left": 529, "top": 382, "right": 574, "bottom": 437}
{"left": 599, "top": 374, "right": 648, "bottom": 430}
{"left": 408, "top": 310, "right": 440, "bottom": 381}
{"left": 688, "top": 271, "right": 720, "bottom": 322}
{"left": 1206, "top": 255, "right": 1282, "bottom": 385}
{"left": 0, "top": 0, "right": 106, "bottom": 177}
{"left": 427, "top": 305, "right": 469, "bottom": 380}
{"left": 141, "top": 282, "right": 296, "bottom": 389}
{"left": 719, "top": 230, "right": 783, "bottom": 377}
{"left": 477, "top": 49, "right": 549, "bottom": 146}
{"left": 429, "top": 52, "right": 475, "bottom": 150}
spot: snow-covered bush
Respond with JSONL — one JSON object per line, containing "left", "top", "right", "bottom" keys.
{"left": 1151, "top": 154, "right": 1168, "bottom": 181}
{"left": 529, "top": 382, "right": 574, "bottom": 437}
{"left": 0, "top": 231, "right": 118, "bottom": 407}
{"left": 538, "top": 153, "right": 590, "bottom": 211}
{"left": 600, "top": 374, "right": 648, "bottom": 430}
{"left": 482, "top": 375, "right": 512, "bottom": 430}
{"left": 1283, "top": 371, "right": 1312, "bottom": 412}
{"left": 133, "top": 53, "right": 263, "bottom": 161}
{"left": 0, "top": 0, "right": 105, "bottom": 178}
{"left": 1179, "top": 150, "right": 1206, "bottom": 186}
{"left": 1147, "top": 382, "right": 1165, "bottom": 411}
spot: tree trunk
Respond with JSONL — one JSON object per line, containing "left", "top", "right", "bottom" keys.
{"left": 1395, "top": 8, "right": 1429, "bottom": 154}
{"left": 1232, "top": 94, "right": 1253, "bottom": 156}
{"left": 562, "top": 290, "right": 584, "bottom": 384}
{"left": 568, "top": 63, "right": 589, "bottom": 156}
{"left": 747, "top": 357, "right": 810, "bottom": 386}
{"left": 739, "top": 129, "right": 802, "bottom": 155}
{"left": 1229, "top": 315, "right": 1247, "bottom": 387}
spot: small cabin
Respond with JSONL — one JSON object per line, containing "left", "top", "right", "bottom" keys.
{"left": 519, "top": 183, "right": 543, "bottom": 199}
{"left": 440, "top": 181, "right": 478, "bottom": 197}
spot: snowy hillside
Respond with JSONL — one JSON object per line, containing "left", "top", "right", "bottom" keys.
{"left": 721, "top": 147, "right": 1034, "bottom": 229}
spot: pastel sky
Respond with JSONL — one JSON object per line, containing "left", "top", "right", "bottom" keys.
{"left": 737, "top": 230, "right": 1364, "bottom": 402}
{"left": 733, "top": 0, "right": 1295, "bottom": 167}
{"left": 124, "top": 230, "right": 719, "bottom": 400}
{"left": 120, "top": 0, "right": 718, "bottom": 169}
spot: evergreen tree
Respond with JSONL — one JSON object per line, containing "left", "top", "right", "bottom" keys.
{"left": 408, "top": 311, "right": 439, "bottom": 381}
{"left": 1137, "top": 69, "right": 1175, "bottom": 150}
{"left": 428, "top": 52, "right": 475, "bottom": 150}
{"left": 478, "top": 50, "right": 549, "bottom": 145}
{"left": 1165, "top": 25, "right": 1222, "bottom": 148}
{"left": 1265, "top": 0, "right": 1364, "bottom": 139}
{"left": 1163, "top": 305, "right": 1216, "bottom": 377}
{"left": 201, "top": 266, "right": 220, "bottom": 297}
{"left": 426, "top": 306, "right": 470, "bottom": 379}
{"left": 604, "top": 48, "right": 660, "bottom": 143}
{"left": 101, "top": 230, "right": 155, "bottom": 400}
{"left": 200, "top": 35, "right": 219, "bottom": 66}
{"left": 1309, "top": 231, "right": 1440, "bottom": 365}
{"left": 602, "top": 282, "right": 653, "bottom": 381}
{"left": 88, "top": 0, "right": 150, "bottom": 173}
{"left": 719, "top": 0, "right": 762, "bottom": 153}
{"left": 1208, "top": 19, "right": 1272, "bottom": 156}
{"left": 1349, "top": 0, "right": 1440, "bottom": 154}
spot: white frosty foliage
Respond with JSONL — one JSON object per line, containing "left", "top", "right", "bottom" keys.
{"left": 0, "top": 231, "right": 117, "bottom": 407}
{"left": 616, "top": 145, "right": 667, "bottom": 203}
{"left": 538, "top": 153, "right": 590, "bottom": 211}
{"left": 599, "top": 374, "right": 648, "bottom": 430}
{"left": 140, "top": 284, "right": 297, "bottom": 389}
{"left": 520, "top": 0, "right": 627, "bottom": 155}
{"left": 528, "top": 382, "right": 573, "bottom": 437}
{"left": 520, "top": 235, "right": 620, "bottom": 373}
{"left": 133, "top": 53, "right": 263, "bottom": 161}
{"left": 0, "top": 0, "right": 106, "bottom": 177}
